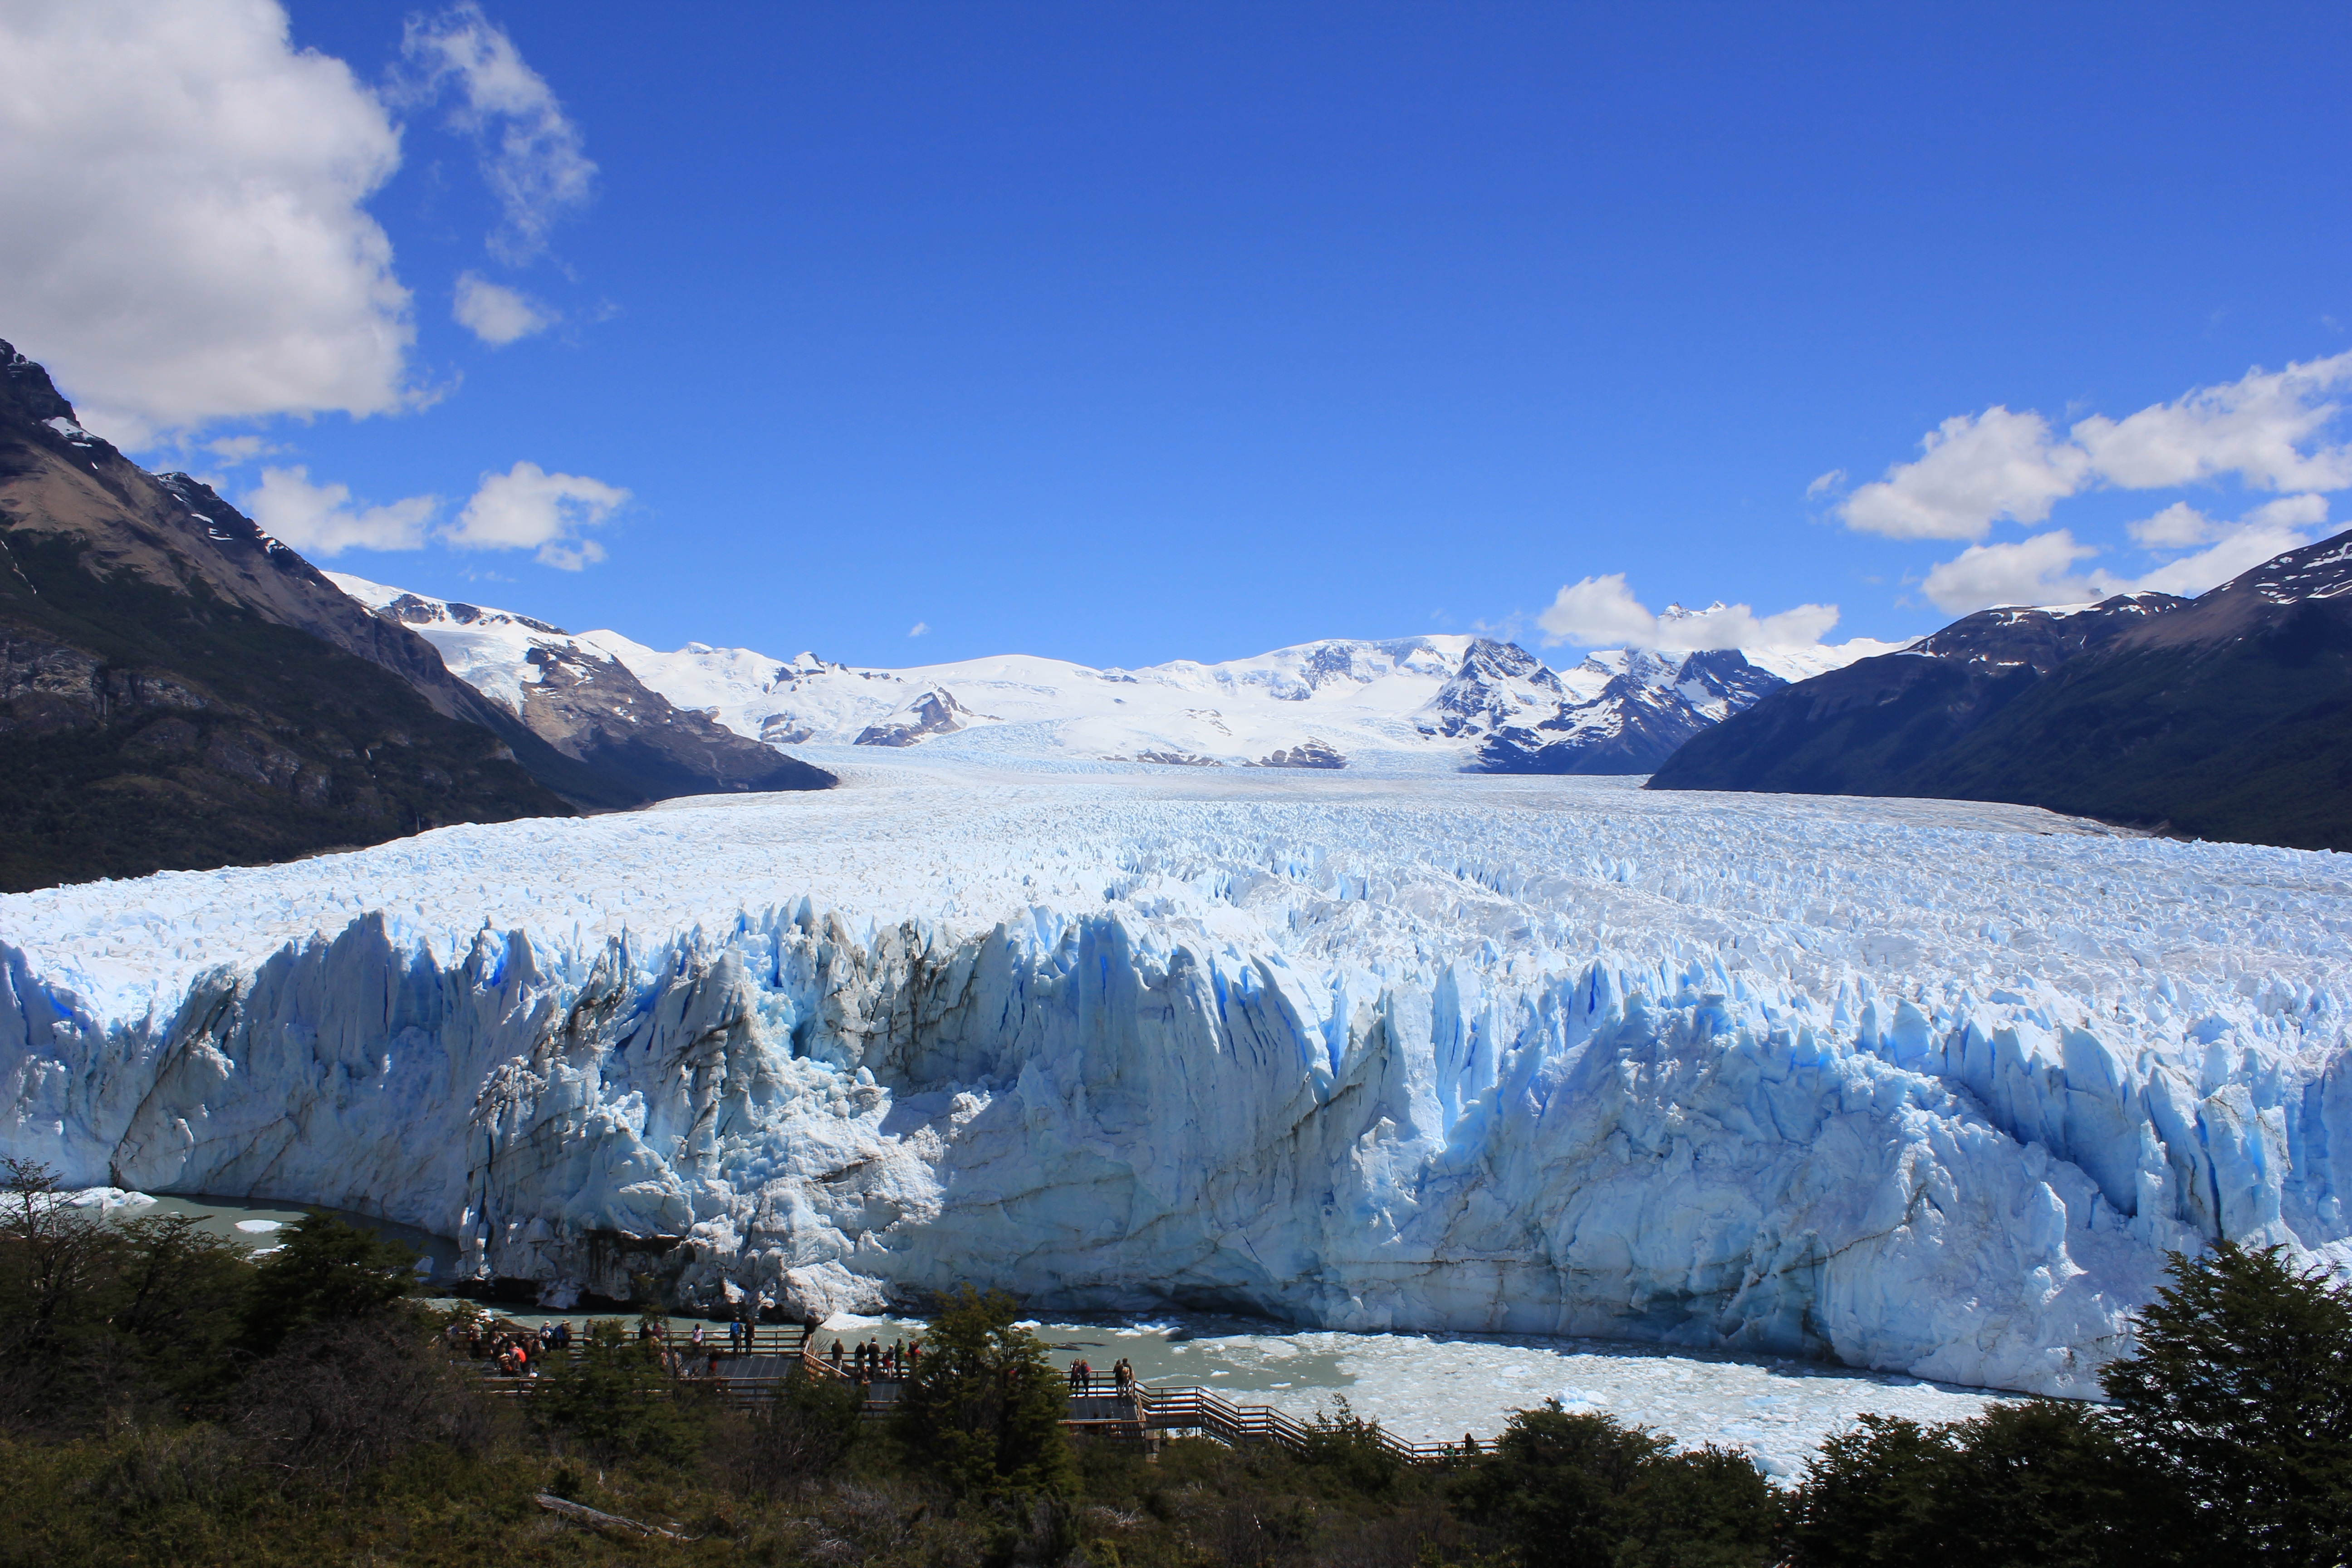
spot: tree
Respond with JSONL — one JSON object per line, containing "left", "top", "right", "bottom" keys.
{"left": 1781, "top": 1402, "right": 2150, "bottom": 1568}
{"left": 236, "top": 1210, "right": 417, "bottom": 1357}
{"left": 1614, "top": 1444, "right": 1779, "bottom": 1568}
{"left": 2102, "top": 1242, "right": 2352, "bottom": 1563}
{"left": 1447, "top": 1402, "right": 1673, "bottom": 1568}
{"left": 892, "top": 1284, "right": 1074, "bottom": 1502}
{"left": 0, "top": 1157, "right": 106, "bottom": 1359}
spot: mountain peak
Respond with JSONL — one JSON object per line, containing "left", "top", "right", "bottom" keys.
{"left": 0, "top": 338, "right": 79, "bottom": 430}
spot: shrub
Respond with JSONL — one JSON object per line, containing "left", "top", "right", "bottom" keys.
{"left": 235, "top": 1314, "right": 494, "bottom": 1492}
{"left": 730, "top": 1363, "right": 864, "bottom": 1492}
{"left": 529, "top": 1317, "right": 708, "bottom": 1466}
{"left": 1298, "top": 1394, "right": 1405, "bottom": 1496}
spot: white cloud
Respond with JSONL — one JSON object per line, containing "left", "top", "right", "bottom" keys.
{"left": 1805, "top": 468, "right": 1845, "bottom": 498}
{"left": 908, "top": 622, "right": 931, "bottom": 637}
{"left": 2072, "top": 353, "right": 2352, "bottom": 493}
{"left": 1840, "top": 407, "right": 2090, "bottom": 540}
{"left": 1536, "top": 574, "right": 1840, "bottom": 650}
{"left": 245, "top": 465, "right": 436, "bottom": 556}
{"left": 452, "top": 271, "right": 554, "bottom": 345}
{"left": 2124, "top": 500, "right": 2220, "bottom": 549}
{"left": 0, "top": 0, "right": 412, "bottom": 444}
{"left": 205, "top": 434, "right": 279, "bottom": 466}
{"left": 1919, "top": 531, "right": 2102, "bottom": 614}
{"left": 1839, "top": 353, "right": 2352, "bottom": 543}
{"left": 397, "top": 5, "right": 595, "bottom": 265}
{"left": 447, "top": 461, "right": 628, "bottom": 569}
{"left": 2122, "top": 519, "right": 2317, "bottom": 598}
{"left": 1922, "top": 494, "right": 2333, "bottom": 613}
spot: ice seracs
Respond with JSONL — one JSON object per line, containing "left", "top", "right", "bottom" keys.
{"left": 4, "top": 761, "right": 2345, "bottom": 1398}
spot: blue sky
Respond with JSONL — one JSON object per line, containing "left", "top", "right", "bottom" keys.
{"left": 7, "top": 2, "right": 2350, "bottom": 667}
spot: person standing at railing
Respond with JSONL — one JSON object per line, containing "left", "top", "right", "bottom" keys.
{"left": 829, "top": 1338, "right": 844, "bottom": 1373}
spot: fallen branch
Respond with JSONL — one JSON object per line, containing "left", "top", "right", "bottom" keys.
{"left": 534, "top": 1491, "right": 689, "bottom": 1540}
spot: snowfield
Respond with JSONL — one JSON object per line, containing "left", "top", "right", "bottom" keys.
{"left": 4, "top": 757, "right": 2347, "bottom": 1397}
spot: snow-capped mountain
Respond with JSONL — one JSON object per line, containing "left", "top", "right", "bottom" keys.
{"left": 1654, "top": 529, "right": 2352, "bottom": 851}
{"left": 328, "top": 575, "right": 830, "bottom": 801}
{"left": 572, "top": 606, "right": 1903, "bottom": 773}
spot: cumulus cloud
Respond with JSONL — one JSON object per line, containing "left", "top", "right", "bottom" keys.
{"left": 446, "top": 461, "right": 629, "bottom": 569}
{"left": 908, "top": 622, "right": 931, "bottom": 637}
{"left": 0, "top": 0, "right": 412, "bottom": 444}
{"left": 1921, "top": 495, "right": 2333, "bottom": 613}
{"left": 245, "top": 465, "right": 436, "bottom": 556}
{"left": 1805, "top": 468, "right": 1846, "bottom": 499}
{"left": 2124, "top": 500, "right": 2220, "bottom": 549}
{"left": 1839, "top": 353, "right": 2352, "bottom": 542}
{"left": 1841, "top": 407, "right": 2090, "bottom": 540}
{"left": 452, "top": 271, "right": 554, "bottom": 345}
{"left": 1919, "top": 532, "right": 2102, "bottom": 613}
{"left": 2073, "top": 356, "right": 2352, "bottom": 492}
{"left": 1536, "top": 574, "right": 1841, "bottom": 650}
{"left": 397, "top": 5, "right": 595, "bottom": 265}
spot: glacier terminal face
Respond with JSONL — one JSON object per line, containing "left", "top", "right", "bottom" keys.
{"left": 4, "top": 761, "right": 2347, "bottom": 1397}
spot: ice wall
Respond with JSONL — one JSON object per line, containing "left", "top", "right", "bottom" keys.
{"left": 3, "top": 772, "right": 2347, "bottom": 1396}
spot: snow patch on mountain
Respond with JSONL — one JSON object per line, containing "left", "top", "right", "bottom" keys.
{"left": 577, "top": 616, "right": 1902, "bottom": 773}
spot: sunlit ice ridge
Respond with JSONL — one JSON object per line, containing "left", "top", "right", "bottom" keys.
{"left": 4, "top": 755, "right": 2347, "bottom": 1399}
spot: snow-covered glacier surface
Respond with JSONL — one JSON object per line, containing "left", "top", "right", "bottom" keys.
{"left": 5, "top": 760, "right": 2348, "bottom": 1397}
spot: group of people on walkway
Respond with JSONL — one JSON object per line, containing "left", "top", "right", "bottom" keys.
{"left": 1066, "top": 1356, "right": 1136, "bottom": 1395}
{"left": 450, "top": 1315, "right": 574, "bottom": 1377}
{"left": 821, "top": 1334, "right": 919, "bottom": 1381}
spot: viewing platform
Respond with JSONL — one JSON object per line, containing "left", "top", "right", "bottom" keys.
{"left": 463, "top": 1318, "right": 1463, "bottom": 1464}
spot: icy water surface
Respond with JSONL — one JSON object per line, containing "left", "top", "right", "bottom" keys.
{"left": 73, "top": 1189, "right": 462, "bottom": 1277}
{"left": 813, "top": 1312, "right": 1997, "bottom": 1480}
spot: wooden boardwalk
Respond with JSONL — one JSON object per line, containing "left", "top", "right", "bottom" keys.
{"left": 463, "top": 1320, "right": 1459, "bottom": 1465}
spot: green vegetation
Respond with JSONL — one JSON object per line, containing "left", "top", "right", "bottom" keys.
{"left": 3, "top": 1166, "right": 2349, "bottom": 1566}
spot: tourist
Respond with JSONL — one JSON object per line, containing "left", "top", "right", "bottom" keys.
{"left": 728, "top": 1317, "right": 745, "bottom": 1354}
{"left": 828, "top": 1338, "right": 844, "bottom": 1372}
{"left": 865, "top": 1335, "right": 881, "bottom": 1375}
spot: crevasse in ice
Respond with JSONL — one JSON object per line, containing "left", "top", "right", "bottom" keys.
{"left": 3, "top": 764, "right": 2345, "bottom": 1397}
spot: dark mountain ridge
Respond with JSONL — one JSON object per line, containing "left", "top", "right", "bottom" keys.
{"left": 0, "top": 338, "right": 827, "bottom": 892}
{"left": 1649, "top": 536, "right": 2352, "bottom": 851}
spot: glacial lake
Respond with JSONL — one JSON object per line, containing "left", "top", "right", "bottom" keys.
{"left": 85, "top": 1191, "right": 1999, "bottom": 1480}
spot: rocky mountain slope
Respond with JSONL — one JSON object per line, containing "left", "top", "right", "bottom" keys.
{"left": 0, "top": 340, "right": 595, "bottom": 892}
{"left": 330, "top": 576, "right": 832, "bottom": 802}
{"left": 1651, "top": 532, "right": 2352, "bottom": 850}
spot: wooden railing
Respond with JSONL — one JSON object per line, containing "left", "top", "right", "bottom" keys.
{"left": 1137, "top": 1384, "right": 1458, "bottom": 1465}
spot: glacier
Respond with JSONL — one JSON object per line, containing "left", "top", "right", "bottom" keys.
{"left": 4, "top": 758, "right": 2347, "bottom": 1398}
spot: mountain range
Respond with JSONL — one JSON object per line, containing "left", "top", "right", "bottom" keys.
{"left": 1652, "top": 533, "right": 2352, "bottom": 851}
{"left": 0, "top": 338, "right": 828, "bottom": 892}
{"left": 333, "top": 574, "right": 1902, "bottom": 776}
